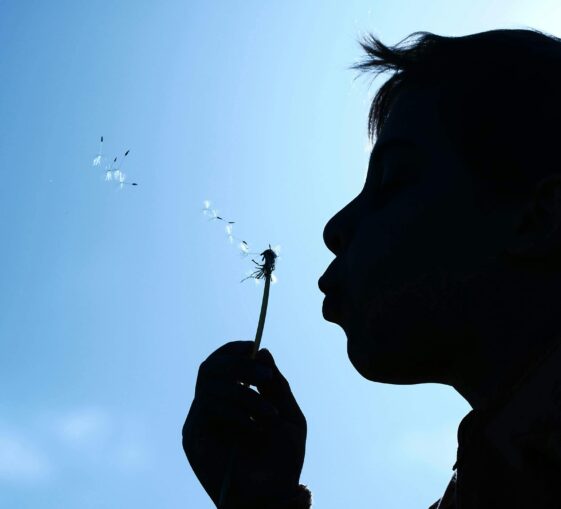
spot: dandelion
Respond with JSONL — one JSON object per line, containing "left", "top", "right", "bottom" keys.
{"left": 241, "top": 244, "right": 278, "bottom": 282}
{"left": 202, "top": 199, "right": 281, "bottom": 508}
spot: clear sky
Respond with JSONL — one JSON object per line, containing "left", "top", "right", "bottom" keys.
{"left": 1, "top": 1, "right": 558, "bottom": 507}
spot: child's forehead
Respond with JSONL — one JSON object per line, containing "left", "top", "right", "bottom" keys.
{"left": 377, "top": 84, "right": 445, "bottom": 147}
{"left": 369, "top": 137, "right": 424, "bottom": 166}
{"left": 373, "top": 84, "right": 461, "bottom": 171}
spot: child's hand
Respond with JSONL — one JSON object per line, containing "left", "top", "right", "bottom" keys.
{"left": 182, "top": 340, "right": 307, "bottom": 508}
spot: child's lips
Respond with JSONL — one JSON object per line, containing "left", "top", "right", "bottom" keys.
{"left": 322, "top": 293, "right": 344, "bottom": 323}
{"left": 318, "top": 265, "right": 342, "bottom": 295}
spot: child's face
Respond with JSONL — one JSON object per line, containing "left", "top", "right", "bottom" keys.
{"left": 319, "top": 84, "right": 514, "bottom": 385}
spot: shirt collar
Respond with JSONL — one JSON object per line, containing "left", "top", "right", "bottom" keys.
{"left": 453, "top": 335, "right": 561, "bottom": 471}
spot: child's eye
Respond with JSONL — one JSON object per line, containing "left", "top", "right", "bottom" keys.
{"left": 379, "top": 178, "right": 405, "bottom": 197}
{"left": 367, "top": 179, "right": 407, "bottom": 208}
{"left": 381, "top": 179, "right": 403, "bottom": 192}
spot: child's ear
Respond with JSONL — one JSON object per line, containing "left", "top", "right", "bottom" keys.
{"left": 504, "top": 174, "right": 561, "bottom": 262}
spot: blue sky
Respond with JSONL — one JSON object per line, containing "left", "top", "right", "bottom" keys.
{"left": 0, "top": 1, "right": 558, "bottom": 507}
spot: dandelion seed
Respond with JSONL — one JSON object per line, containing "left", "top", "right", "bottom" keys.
{"left": 93, "top": 136, "right": 104, "bottom": 166}
{"left": 117, "top": 173, "right": 137, "bottom": 188}
{"left": 201, "top": 200, "right": 278, "bottom": 277}
{"left": 91, "top": 138, "right": 137, "bottom": 188}
{"left": 118, "top": 172, "right": 138, "bottom": 187}
{"left": 93, "top": 136, "right": 138, "bottom": 189}
{"left": 202, "top": 200, "right": 217, "bottom": 219}
{"left": 225, "top": 224, "right": 235, "bottom": 244}
{"left": 239, "top": 240, "right": 249, "bottom": 255}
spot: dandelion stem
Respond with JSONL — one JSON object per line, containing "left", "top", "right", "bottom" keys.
{"left": 251, "top": 273, "right": 271, "bottom": 359}
{"left": 218, "top": 273, "right": 272, "bottom": 509}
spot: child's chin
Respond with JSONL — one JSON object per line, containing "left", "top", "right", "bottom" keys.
{"left": 347, "top": 336, "right": 428, "bottom": 384}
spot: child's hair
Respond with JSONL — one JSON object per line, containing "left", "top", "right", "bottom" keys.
{"left": 350, "top": 28, "right": 561, "bottom": 206}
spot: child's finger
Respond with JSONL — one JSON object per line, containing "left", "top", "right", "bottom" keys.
{"left": 253, "top": 349, "right": 306, "bottom": 427}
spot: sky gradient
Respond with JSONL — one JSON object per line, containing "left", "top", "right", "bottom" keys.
{"left": 1, "top": 1, "right": 559, "bottom": 507}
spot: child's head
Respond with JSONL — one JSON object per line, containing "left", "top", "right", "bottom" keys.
{"left": 319, "top": 28, "right": 561, "bottom": 403}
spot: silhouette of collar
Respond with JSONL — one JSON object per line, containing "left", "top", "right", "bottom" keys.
{"left": 452, "top": 335, "right": 561, "bottom": 471}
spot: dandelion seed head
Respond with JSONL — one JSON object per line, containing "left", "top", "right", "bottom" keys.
{"left": 93, "top": 155, "right": 102, "bottom": 166}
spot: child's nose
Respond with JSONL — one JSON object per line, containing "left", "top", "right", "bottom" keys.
{"left": 323, "top": 196, "right": 361, "bottom": 255}
{"left": 323, "top": 215, "right": 345, "bottom": 256}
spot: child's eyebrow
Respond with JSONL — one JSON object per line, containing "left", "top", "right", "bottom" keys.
{"left": 366, "top": 137, "right": 425, "bottom": 185}
{"left": 365, "top": 137, "right": 426, "bottom": 186}
{"left": 369, "top": 138, "right": 422, "bottom": 168}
